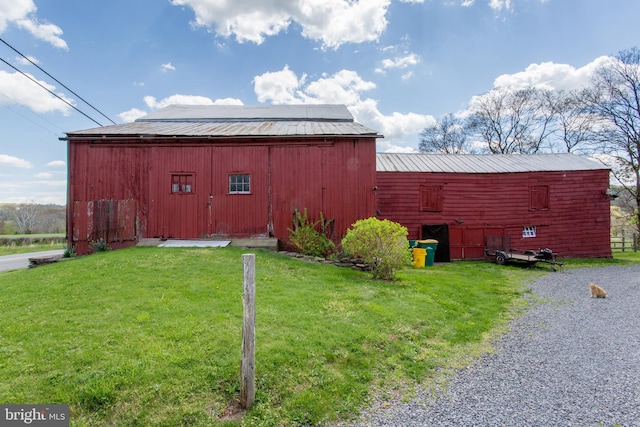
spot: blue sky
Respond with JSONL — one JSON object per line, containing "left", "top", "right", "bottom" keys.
{"left": 1, "top": 0, "right": 639, "bottom": 205}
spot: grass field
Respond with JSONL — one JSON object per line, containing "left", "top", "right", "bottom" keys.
{"left": 0, "top": 247, "right": 637, "bottom": 426}
{"left": 0, "top": 235, "right": 65, "bottom": 255}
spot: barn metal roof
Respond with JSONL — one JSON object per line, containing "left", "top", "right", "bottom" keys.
{"left": 64, "top": 104, "right": 381, "bottom": 139}
{"left": 376, "top": 153, "right": 609, "bottom": 173}
{"left": 138, "top": 104, "right": 355, "bottom": 122}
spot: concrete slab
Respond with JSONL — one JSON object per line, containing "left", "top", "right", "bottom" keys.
{"left": 158, "top": 240, "right": 231, "bottom": 248}
{"left": 138, "top": 237, "right": 278, "bottom": 250}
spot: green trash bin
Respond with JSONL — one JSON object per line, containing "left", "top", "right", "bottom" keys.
{"left": 416, "top": 239, "right": 438, "bottom": 266}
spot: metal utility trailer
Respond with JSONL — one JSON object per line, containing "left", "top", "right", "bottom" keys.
{"left": 485, "top": 236, "right": 563, "bottom": 271}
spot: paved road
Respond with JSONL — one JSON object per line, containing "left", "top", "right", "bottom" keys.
{"left": 0, "top": 250, "right": 65, "bottom": 272}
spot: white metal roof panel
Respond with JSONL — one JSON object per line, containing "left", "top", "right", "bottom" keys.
{"left": 66, "top": 104, "right": 381, "bottom": 138}
{"left": 376, "top": 153, "right": 609, "bottom": 173}
{"left": 138, "top": 104, "right": 354, "bottom": 122}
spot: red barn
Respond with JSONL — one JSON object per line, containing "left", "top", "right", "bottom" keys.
{"left": 376, "top": 153, "right": 612, "bottom": 260}
{"left": 64, "top": 104, "right": 380, "bottom": 254}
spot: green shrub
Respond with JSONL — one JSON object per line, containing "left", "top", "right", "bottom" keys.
{"left": 288, "top": 209, "right": 336, "bottom": 258}
{"left": 63, "top": 244, "right": 76, "bottom": 258}
{"left": 341, "top": 217, "right": 410, "bottom": 280}
{"left": 90, "top": 238, "right": 110, "bottom": 253}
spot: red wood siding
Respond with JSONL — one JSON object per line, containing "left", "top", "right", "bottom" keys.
{"left": 67, "top": 137, "right": 376, "bottom": 254}
{"left": 270, "top": 139, "right": 377, "bottom": 243}
{"left": 376, "top": 170, "right": 611, "bottom": 259}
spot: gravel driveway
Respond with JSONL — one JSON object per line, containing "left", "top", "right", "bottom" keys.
{"left": 349, "top": 265, "right": 640, "bottom": 427}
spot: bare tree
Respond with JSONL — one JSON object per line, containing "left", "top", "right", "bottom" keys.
{"left": 552, "top": 89, "right": 597, "bottom": 154}
{"left": 467, "top": 87, "right": 557, "bottom": 154}
{"left": 419, "top": 114, "right": 470, "bottom": 153}
{"left": 14, "top": 203, "right": 38, "bottom": 234}
{"left": 584, "top": 47, "right": 640, "bottom": 234}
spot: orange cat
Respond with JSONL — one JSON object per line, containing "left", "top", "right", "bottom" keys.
{"left": 589, "top": 282, "right": 607, "bottom": 298}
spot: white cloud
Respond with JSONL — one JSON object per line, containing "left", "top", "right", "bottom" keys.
{"left": 401, "top": 71, "right": 414, "bottom": 81}
{"left": 0, "top": 0, "right": 68, "bottom": 49}
{"left": 0, "top": 154, "right": 32, "bottom": 168}
{"left": 16, "top": 17, "right": 68, "bottom": 50}
{"left": 380, "top": 53, "right": 420, "bottom": 70}
{"left": 15, "top": 55, "right": 39, "bottom": 65}
{"left": 253, "top": 66, "right": 434, "bottom": 151}
{"left": 119, "top": 96, "right": 244, "bottom": 123}
{"left": 171, "top": 0, "right": 390, "bottom": 49}
{"left": 0, "top": 0, "right": 35, "bottom": 31}
{"left": 118, "top": 108, "right": 147, "bottom": 123}
{"left": 144, "top": 94, "right": 214, "bottom": 109}
{"left": 144, "top": 94, "right": 243, "bottom": 110}
{"left": 489, "top": 0, "right": 512, "bottom": 11}
{"left": 161, "top": 62, "right": 176, "bottom": 72}
{"left": 34, "top": 172, "right": 53, "bottom": 179}
{"left": 0, "top": 70, "right": 73, "bottom": 113}
{"left": 46, "top": 160, "right": 66, "bottom": 168}
{"left": 302, "top": 70, "right": 376, "bottom": 104}
{"left": 253, "top": 66, "right": 306, "bottom": 104}
{"left": 492, "top": 56, "right": 614, "bottom": 91}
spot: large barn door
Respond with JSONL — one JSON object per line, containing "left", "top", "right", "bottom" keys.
{"left": 148, "top": 146, "right": 211, "bottom": 239}
{"left": 449, "top": 226, "right": 504, "bottom": 260}
{"left": 207, "top": 146, "right": 270, "bottom": 237}
{"left": 421, "top": 224, "right": 450, "bottom": 262}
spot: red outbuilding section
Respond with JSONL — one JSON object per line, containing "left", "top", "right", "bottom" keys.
{"left": 376, "top": 153, "right": 612, "bottom": 260}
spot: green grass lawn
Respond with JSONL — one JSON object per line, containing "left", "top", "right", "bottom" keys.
{"left": 0, "top": 247, "right": 636, "bottom": 426}
{"left": 0, "top": 242, "right": 66, "bottom": 255}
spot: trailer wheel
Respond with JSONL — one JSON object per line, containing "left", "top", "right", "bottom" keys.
{"left": 495, "top": 253, "right": 507, "bottom": 265}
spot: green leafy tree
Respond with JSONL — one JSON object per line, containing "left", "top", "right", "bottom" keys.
{"left": 341, "top": 217, "right": 410, "bottom": 280}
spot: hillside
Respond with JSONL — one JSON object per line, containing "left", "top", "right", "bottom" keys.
{"left": 0, "top": 203, "right": 65, "bottom": 235}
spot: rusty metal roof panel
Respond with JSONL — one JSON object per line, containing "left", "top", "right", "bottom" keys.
{"left": 66, "top": 120, "right": 379, "bottom": 138}
{"left": 376, "top": 153, "right": 609, "bottom": 173}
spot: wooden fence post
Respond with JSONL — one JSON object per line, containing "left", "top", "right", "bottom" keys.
{"left": 240, "top": 254, "right": 256, "bottom": 410}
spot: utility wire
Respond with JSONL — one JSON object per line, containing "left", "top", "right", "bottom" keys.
{"left": 0, "top": 55, "right": 104, "bottom": 127}
{"left": 1, "top": 103, "right": 64, "bottom": 137}
{"left": 0, "top": 37, "right": 116, "bottom": 125}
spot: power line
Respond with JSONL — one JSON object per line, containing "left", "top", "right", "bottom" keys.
{"left": 1, "top": 104, "right": 63, "bottom": 137}
{"left": 0, "top": 37, "right": 116, "bottom": 125}
{"left": 0, "top": 55, "right": 104, "bottom": 127}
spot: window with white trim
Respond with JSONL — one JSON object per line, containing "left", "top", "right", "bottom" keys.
{"left": 522, "top": 226, "right": 537, "bottom": 238}
{"left": 229, "top": 174, "right": 250, "bottom": 194}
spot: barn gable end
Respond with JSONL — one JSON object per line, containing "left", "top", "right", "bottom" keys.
{"left": 64, "top": 104, "right": 380, "bottom": 254}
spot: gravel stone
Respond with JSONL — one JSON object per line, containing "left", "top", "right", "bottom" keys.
{"left": 346, "top": 265, "right": 640, "bottom": 427}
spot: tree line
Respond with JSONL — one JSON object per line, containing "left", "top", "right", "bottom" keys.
{"left": 419, "top": 47, "right": 640, "bottom": 235}
{"left": 0, "top": 204, "right": 65, "bottom": 235}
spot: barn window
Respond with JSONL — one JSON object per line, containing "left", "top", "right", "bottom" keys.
{"left": 171, "top": 174, "right": 193, "bottom": 194}
{"left": 420, "top": 185, "right": 443, "bottom": 212}
{"left": 522, "top": 226, "right": 537, "bottom": 238}
{"left": 530, "top": 185, "right": 549, "bottom": 211}
{"left": 229, "top": 174, "right": 250, "bottom": 194}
